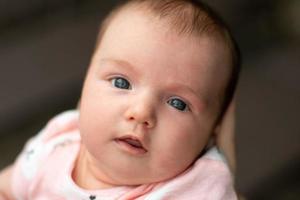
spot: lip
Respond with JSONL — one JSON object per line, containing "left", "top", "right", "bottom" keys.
{"left": 114, "top": 135, "right": 148, "bottom": 156}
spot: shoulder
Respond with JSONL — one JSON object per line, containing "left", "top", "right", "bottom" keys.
{"left": 16, "top": 110, "right": 80, "bottom": 177}
{"left": 11, "top": 110, "right": 81, "bottom": 198}
{"left": 35, "top": 110, "right": 79, "bottom": 142}
{"left": 145, "top": 147, "right": 237, "bottom": 200}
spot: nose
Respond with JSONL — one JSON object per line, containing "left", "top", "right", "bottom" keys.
{"left": 124, "top": 93, "right": 156, "bottom": 129}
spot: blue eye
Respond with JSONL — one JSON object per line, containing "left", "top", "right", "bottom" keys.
{"left": 111, "top": 77, "right": 131, "bottom": 89}
{"left": 167, "top": 98, "right": 189, "bottom": 111}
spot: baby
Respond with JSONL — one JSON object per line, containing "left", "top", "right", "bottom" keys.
{"left": 0, "top": 0, "right": 240, "bottom": 199}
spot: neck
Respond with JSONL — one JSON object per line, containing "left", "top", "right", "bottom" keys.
{"left": 72, "top": 145, "right": 117, "bottom": 190}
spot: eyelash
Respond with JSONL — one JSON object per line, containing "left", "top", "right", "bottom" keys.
{"left": 109, "top": 76, "right": 190, "bottom": 112}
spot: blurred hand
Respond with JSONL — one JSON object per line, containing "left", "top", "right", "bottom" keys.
{"left": 215, "top": 97, "right": 236, "bottom": 174}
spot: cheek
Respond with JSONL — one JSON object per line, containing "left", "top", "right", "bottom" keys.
{"left": 162, "top": 115, "right": 209, "bottom": 149}
{"left": 80, "top": 76, "right": 121, "bottom": 122}
{"left": 153, "top": 116, "right": 209, "bottom": 170}
{"left": 79, "top": 99, "right": 117, "bottom": 160}
{"left": 79, "top": 82, "right": 119, "bottom": 151}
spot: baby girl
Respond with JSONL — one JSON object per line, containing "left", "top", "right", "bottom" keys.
{"left": 0, "top": 0, "right": 240, "bottom": 199}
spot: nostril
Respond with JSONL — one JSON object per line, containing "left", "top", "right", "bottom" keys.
{"left": 129, "top": 117, "right": 134, "bottom": 120}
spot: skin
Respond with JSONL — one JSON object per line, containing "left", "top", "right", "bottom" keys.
{"left": 74, "top": 7, "right": 231, "bottom": 189}
{"left": 0, "top": 166, "right": 14, "bottom": 200}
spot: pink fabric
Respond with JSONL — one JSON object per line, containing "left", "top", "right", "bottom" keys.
{"left": 11, "top": 110, "right": 237, "bottom": 200}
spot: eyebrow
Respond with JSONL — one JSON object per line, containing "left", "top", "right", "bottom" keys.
{"left": 98, "top": 57, "right": 140, "bottom": 76}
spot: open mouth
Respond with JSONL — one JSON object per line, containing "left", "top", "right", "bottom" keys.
{"left": 115, "top": 136, "right": 147, "bottom": 155}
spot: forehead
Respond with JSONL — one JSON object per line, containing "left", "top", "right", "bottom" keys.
{"left": 94, "top": 7, "right": 230, "bottom": 104}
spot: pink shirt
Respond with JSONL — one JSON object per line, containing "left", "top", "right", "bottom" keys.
{"left": 11, "top": 110, "right": 237, "bottom": 200}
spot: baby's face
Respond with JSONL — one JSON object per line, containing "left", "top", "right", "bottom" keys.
{"left": 79, "top": 8, "right": 230, "bottom": 186}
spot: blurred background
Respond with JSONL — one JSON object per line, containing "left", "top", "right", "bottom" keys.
{"left": 0, "top": 0, "right": 299, "bottom": 199}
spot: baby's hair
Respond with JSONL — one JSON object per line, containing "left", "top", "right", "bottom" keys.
{"left": 95, "top": 0, "right": 241, "bottom": 123}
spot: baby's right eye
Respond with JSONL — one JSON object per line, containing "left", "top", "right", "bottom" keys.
{"left": 111, "top": 77, "right": 131, "bottom": 89}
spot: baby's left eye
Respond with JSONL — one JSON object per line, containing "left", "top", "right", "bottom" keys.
{"left": 167, "top": 98, "right": 189, "bottom": 111}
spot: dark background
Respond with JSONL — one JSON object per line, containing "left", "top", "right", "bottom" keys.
{"left": 0, "top": 0, "right": 299, "bottom": 199}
